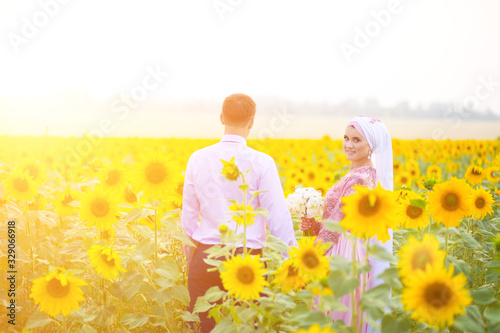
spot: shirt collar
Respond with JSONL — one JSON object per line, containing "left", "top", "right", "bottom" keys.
{"left": 220, "top": 134, "right": 247, "bottom": 145}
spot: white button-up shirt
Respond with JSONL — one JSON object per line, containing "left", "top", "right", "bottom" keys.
{"left": 182, "top": 134, "right": 297, "bottom": 249}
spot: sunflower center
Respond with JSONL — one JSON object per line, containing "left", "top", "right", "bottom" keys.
{"left": 26, "top": 165, "right": 39, "bottom": 179}
{"left": 411, "top": 249, "right": 431, "bottom": 270}
{"left": 46, "top": 278, "right": 70, "bottom": 298}
{"left": 101, "top": 253, "right": 116, "bottom": 267}
{"left": 406, "top": 206, "right": 423, "bottom": 219}
{"left": 401, "top": 176, "right": 408, "bottom": 184}
{"left": 101, "top": 229, "right": 113, "bottom": 241}
{"left": 287, "top": 265, "right": 299, "bottom": 277}
{"left": 146, "top": 163, "right": 167, "bottom": 184}
{"left": 442, "top": 193, "right": 459, "bottom": 211}
{"left": 62, "top": 194, "right": 73, "bottom": 206}
{"left": 475, "top": 197, "right": 485, "bottom": 209}
{"left": 124, "top": 188, "right": 137, "bottom": 203}
{"left": 471, "top": 168, "right": 482, "bottom": 176}
{"left": 236, "top": 266, "right": 255, "bottom": 284}
{"left": 176, "top": 183, "right": 184, "bottom": 196}
{"left": 303, "top": 250, "right": 319, "bottom": 269}
{"left": 13, "top": 178, "right": 29, "bottom": 192}
{"left": 358, "top": 193, "right": 380, "bottom": 217}
{"left": 91, "top": 198, "right": 110, "bottom": 217}
{"left": 424, "top": 282, "right": 452, "bottom": 309}
{"left": 307, "top": 171, "right": 315, "bottom": 181}
{"left": 106, "top": 170, "right": 121, "bottom": 186}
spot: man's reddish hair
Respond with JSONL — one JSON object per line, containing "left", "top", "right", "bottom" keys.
{"left": 222, "top": 93, "right": 256, "bottom": 126}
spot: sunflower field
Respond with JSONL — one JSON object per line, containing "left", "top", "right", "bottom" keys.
{"left": 1, "top": 135, "right": 500, "bottom": 333}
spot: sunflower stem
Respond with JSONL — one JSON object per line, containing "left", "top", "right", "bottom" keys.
{"left": 63, "top": 316, "right": 68, "bottom": 333}
{"left": 101, "top": 277, "right": 107, "bottom": 306}
{"left": 155, "top": 208, "right": 158, "bottom": 265}
{"left": 358, "top": 241, "right": 370, "bottom": 333}
{"left": 25, "top": 200, "right": 30, "bottom": 236}
{"left": 161, "top": 303, "right": 174, "bottom": 333}
{"left": 242, "top": 174, "right": 248, "bottom": 256}
{"left": 445, "top": 229, "right": 449, "bottom": 253}
{"left": 303, "top": 198, "right": 311, "bottom": 237}
{"left": 352, "top": 239, "right": 358, "bottom": 333}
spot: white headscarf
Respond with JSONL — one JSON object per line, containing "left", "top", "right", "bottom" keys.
{"left": 347, "top": 115, "right": 393, "bottom": 333}
{"left": 347, "top": 115, "right": 393, "bottom": 286}
{"left": 347, "top": 115, "right": 393, "bottom": 191}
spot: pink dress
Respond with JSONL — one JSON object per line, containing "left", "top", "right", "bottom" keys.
{"left": 314, "top": 166, "right": 376, "bottom": 332}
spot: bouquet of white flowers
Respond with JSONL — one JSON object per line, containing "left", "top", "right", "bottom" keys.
{"left": 286, "top": 185, "right": 324, "bottom": 236}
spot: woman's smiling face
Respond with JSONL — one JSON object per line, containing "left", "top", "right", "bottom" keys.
{"left": 343, "top": 125, "right": 371, "bottom": 163}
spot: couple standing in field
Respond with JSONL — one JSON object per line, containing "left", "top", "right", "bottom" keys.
{"left": 181, "top": 93, "right": 394, "bottom": 333}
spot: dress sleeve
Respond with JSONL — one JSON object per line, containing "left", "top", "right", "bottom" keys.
{"left": 316, "top": 171, "right": 374, "bottom": 244}
{"left": 342, "top": 172, "right": 373, "bottom": 197}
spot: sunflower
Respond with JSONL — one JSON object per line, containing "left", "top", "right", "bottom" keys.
{"left": 469, "top": 187, "right": 494, "bottom": 220}
{"left": 273, "top": 258, "right": 308, "bottom": 293}
{"left": 290, "top": 236, "right": 329, "bottom": 282}
{"left": 397, "top": 234, "right": 446, "bottom": 280}
{"left": 484, "top": 166, "right": 500, "bottom": 184}
{"left": 293, "top": 324, "right": 336, "bottom": 333}
{"left": 397, "top": 187, "right": 412, "bottom": 202}
{"left": 228, "top": 202, "right": 256, "bottom": 226}
{"left": 428, "top": 178, "right": 472, "bottom": 228}
{"left": 426, "top": 165, "right": 442, "bottom": 181}
{"left": 303, "top": 166, "right": 318, "bottom": 186}
{"left": 393, "top": 160, "right": 402, "bottom": 174}
{"left": 464, "top": 141, "right": 475, "bottom": 155}
{"left": 308, "top": 276, "right": 334, "bottom": 296}
{"left": 341, "top": 184, "right": 398, "bottom": 242}
{"left": 446, "top": 161, "right": 458, "bottom": 175}
{"left": 167, "top": 176, "right": 184, "bottom": 209}
{"left": 401, "top": 264, "right": 472, "bottom": 329}
{"left": 29, "top": 267, "right": 87, "bottom": 317}
{"left": 87, "top": 244, "right": 126, "bottom": 281}
{"left": 220, "top": 254, "right": 268, "bottom": 301}
{"left": 54, "top": 188, "right": 79, "bottom": 216}
{"left": 407, "top": 160, "right": 421, "bottom": 179}
{"left": 398, "top": 192, "right": 430, "bottom": 230}
{"left": 277, "top": 153, "right": 293, "bottom": 170}
{"left": 395, "top": 171, "right": 412, "bottom": 188}
{"left": 4, "top": 169, "right": 39, "bottom": 201}
{"left": 79, "top": 185, "right": 119, "bottom": 229}
{"left": 99, "top": 227, "right": 116, "bottom": 243}
{"left": 98, "top": 164, "right": 130, "bottom": 195}
{"left": 464, "top": 165, "right": 484, "bottom": 186}
{"left": 416, "top": 176, "right": 430, "bottom": 191}
{"left": 132, "top": 151, "right": 178, "bottom": 200}
{"left": 315, "top": 159, "right": 330, "bottom": 172}
{"left": 19, "top": 159, "right": 47, "bottom": 184}
{"left": 220, "top": 156, "right": 240, "bottom": 181}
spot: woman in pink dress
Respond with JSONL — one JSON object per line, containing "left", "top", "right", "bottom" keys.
{"left": 300, "top": 115, "right": 393, "bottom": 333}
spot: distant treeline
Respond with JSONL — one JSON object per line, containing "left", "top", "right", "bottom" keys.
{"left": 167, "top": 98, "right": 500, "bottom": 121}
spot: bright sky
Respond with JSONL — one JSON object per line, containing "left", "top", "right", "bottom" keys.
{"left": 1, "top": 0, "right": 500, "bottom": 136}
